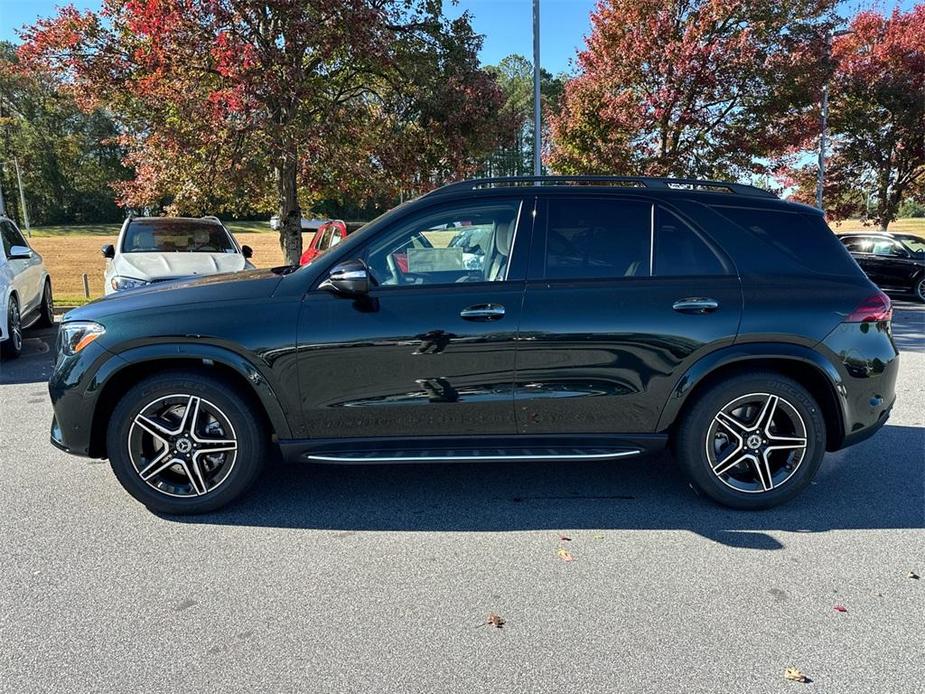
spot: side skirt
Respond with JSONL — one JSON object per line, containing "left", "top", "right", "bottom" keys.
{"left": 278, "top": 434, "right": 668, "bottom": 465}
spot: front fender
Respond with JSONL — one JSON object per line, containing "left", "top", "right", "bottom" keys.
{"left": 90, "top": 342, "right": 293, "bottom": 440}
{"left": 655, "top": 342, "right": 847, "bottom": 437}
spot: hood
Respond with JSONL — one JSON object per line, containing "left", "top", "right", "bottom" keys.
{"left": 66, "top": 267, "right": 295, "bottom": 322}
{"left": 114, "top": 251, "right": 246, "bottom": 280}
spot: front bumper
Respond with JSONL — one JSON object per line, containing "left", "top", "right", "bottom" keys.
{"left": 48, "top": 340, "right": 124, "bottom": 458}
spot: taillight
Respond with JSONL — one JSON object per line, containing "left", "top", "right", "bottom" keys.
{"left": 845, "top": 291, "right": 892, "bottom": 323}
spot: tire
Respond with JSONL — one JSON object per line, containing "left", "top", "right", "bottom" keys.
{"left": 106, "top": 370, "right": 269, "bottom": 514}
{"left": 914, "top": 275, "right": 925, "bottom": 303}
{"left": 36, "top": 279, "right": 54, "bottom": 327}
{"left": 674, "top": 371, "right": 826, "bottom": 510}
{"left": 1, "top": 297, "right": 23, "bottom": 360}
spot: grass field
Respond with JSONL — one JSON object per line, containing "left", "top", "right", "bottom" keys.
{"left": 831, "top": 217, "right": 925, "bottom": 236}
{"left": 33, "top": 232, "right": 285, "bottom": 306}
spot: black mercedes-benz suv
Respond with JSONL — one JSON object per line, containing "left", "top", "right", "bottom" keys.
{"left": 48, "top": 176, "right": 898, "bottom": 514}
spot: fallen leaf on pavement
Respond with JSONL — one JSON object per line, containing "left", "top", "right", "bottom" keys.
{"left": 556, "top": 547, "right": 574, "bottom": 562}
{"left": 908, "top": 571, "right": 920, "bottom": 580}
{"left": 593, "top": 533, "right": 605, "bottom": 540}
{"left": 834, "top": 604, "right": 848, "bottom": 613}
{"left": 559, "top": 534, "right": 572, "bottom": 542}
{"left": 486, "top": 612, "right": 505, "bottom": 628}
{"left": 784, "top": 667, "right": 810, "bottom": 683}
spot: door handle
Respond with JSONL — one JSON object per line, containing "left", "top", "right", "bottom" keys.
{"left": 460, "top": 303, "right": 506, "bottom": 321}
{"left": 672, "top": 297, "right": 719, "bottom": 314}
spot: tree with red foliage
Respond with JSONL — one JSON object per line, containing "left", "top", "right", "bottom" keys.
{"left": 20, "top": 1, "right": 508, "bottom": 263}
{"left": 781, "top": 6, "right": 924, "bottom": 229}
{"left": 547, "top": 0, "right": 835, "bottom": 180}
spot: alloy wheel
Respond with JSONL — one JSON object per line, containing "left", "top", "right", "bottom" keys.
{"left": 916, "top": 278, "right": 925, "bottom": 302}
{"left": 128, "top": 394, "right": 238, "bottom": 498}
{"left": 9, "top": 301, "right": 22, "bottom": 352}
{"left": 704, "top": 392, "right": 808, "bottom": 494}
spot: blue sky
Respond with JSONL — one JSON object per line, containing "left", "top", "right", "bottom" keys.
{"left": 0, "top": 0, "right": 917, "bottom": 75}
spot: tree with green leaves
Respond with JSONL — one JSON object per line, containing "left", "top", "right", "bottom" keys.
{"left": 0, "top": 41, "right": 128, "bottom": 226}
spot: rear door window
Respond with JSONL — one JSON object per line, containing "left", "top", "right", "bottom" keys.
{"left": 654, "top": 208, "right": 728, "bottom": 276}
{"left": 841, "top": 236, "right": 874, "bottom": 253}
{"left": 712, "top": 206, "right": 860, "bottom": 276}
{"left": 545, "top": 198, "right": 652, "bottom": 279}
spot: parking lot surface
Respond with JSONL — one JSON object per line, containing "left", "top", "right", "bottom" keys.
{"left": 1, "top": 303, "right": 923, "bottom": 693}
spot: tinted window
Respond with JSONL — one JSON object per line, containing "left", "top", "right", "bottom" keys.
{"left": 655, "top": 208, "right": 726, "bottom": 276}
{"left": 1, "top": 222, "right": 15, "bottom": 257}
{"left": 713, "top": 206, "right": 860, "bottom": 276}
{"left": 841, "top": 237, "right": 874, "bottom": 253}
{"left": 122, "top": 220, "right": 236, "bottom": 253}
{"left": 872, "top": 240, "right": 905, "bottom": 257}
{"left": 545, "top": 199, "right": 652, "bottom": 279}
{"left": 365, "top": 200, "right": 521, "bottom": 286}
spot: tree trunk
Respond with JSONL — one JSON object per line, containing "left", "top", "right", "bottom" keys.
{"left": 276, "top": 151, "right": 302, "bottom": 266}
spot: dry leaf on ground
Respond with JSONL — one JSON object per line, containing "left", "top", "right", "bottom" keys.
{"left": 784, "top": 667, "right": 810, "bottom": 683}
{"left": 908, "top": 571, "right": 920, "bottom": 580}
{"left": 559, "top": 534, "right": 572, "bottom": 542}
{"left": 486, "top": 612, "right": 505, "bottom": 628}
{"left": 834, "top": 604, "right": 848, "bottom": 613}
{"left": 556, "top": 546, "right": 575, "bottom": 562}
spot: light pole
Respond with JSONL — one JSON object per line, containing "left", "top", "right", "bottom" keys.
{"left": 817, "top": 28, "right": 851, "bottom": 211}
{"left": 532, "top": 0, "right": 541, "bottom": 177}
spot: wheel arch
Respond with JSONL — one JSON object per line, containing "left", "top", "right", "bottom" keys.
{"left": 657, "top": 344, "right": 847, "bottom": 451}
{"left": 87, "top": 344, "right": 292, "bottom": 458}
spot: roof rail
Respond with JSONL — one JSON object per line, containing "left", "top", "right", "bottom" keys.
{"left": 425, "top": 176, "right": 777, "bottom": 199}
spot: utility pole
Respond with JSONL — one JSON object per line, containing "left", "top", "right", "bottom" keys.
{"left": 0, "top": 172, "right": 5, "bottom": 217}
{"left": 816, "top": 78, "right": 828, "bottom": 210}
{"left": 817, "top": 28, "right": 850, "bottom": 211}
{"left": 532, "top": 0, "right": 542, "bottom": 177}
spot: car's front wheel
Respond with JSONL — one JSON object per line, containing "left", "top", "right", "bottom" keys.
{"left": 914, "top": 275, "right": 925, "bottom": 303}
{"left": 675, "top": 372, "right": 826, "bottom": 509}
{"left": 106, "top": 371, "right": 268, "bottom": 514}
{"left": 1, "top": 297, "right": 23, "bottom": 359}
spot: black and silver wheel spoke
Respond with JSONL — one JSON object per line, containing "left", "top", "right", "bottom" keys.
{"left": 128, "top": 393, "right": 237, "bottom": 499}
{"left": 705, "top": 392, "right": 808, "bottom": 494}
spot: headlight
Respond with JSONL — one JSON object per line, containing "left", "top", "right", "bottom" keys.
{"left": 59, "top": 321, "right": 105, "bottom": 356}
{"left": 111, "top": 276, "right": 148, "bottom": 291}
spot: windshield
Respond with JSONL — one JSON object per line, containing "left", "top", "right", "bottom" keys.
{"left": 122, "top": 220, "right": 237, "bottom": 254}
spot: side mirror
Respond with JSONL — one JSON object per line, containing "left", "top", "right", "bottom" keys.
{"left": 8, "top": 245, "right": 33, "bottom": 260}
{"left": 241, "top": 245, "right": 253, "bottom": 259}
{"left": 320, "top": 259, "right": 371, "bottom": 296}
{"left": 101, "top": 244, "right": 115, "bottom": 259}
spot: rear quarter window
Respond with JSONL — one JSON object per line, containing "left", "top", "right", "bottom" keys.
{"left": 711, "top": 206, "right": 862, "bottom": 277}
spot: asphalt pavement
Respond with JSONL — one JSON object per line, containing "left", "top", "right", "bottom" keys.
{"left": 1, "top": 303, "right": 922, "bottom": 693}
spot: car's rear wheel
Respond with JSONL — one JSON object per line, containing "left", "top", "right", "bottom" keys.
{"left": 37, "top": 279, "right": 54, "bottom": 327}
{"left": 106, "top": 371, "right": 268, "bottom": 514}
{"left": 1, "top": 297, "right": 23, "bottom": 359}
{"left": 675, "top": 372, "right": 826, "bottom": 509}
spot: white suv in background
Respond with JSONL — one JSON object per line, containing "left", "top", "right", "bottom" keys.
{"left": 103, "top": 216, "right": 256, "bottom": 294}
{"left": 1, "top": 216, "right": 53, "bottom": 359}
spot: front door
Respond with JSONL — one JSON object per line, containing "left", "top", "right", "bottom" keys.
{"left": 515, "top": 195, "right": 742, "bottom": 435}
{"left": 297, "top": 196, "right": 532, "bottom": 440}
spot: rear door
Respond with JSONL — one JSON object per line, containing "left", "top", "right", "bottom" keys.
{"left": 514, "top": 195, "right": 742, "bottom": 435}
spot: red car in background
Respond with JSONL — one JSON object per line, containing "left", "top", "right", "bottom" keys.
{"left": 299, "top": 219, "right": 349, "bottom": 265}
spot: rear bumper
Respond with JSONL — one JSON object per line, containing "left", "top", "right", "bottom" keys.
{"left": 819, "top": 320, "right": 899, "bottom": 451}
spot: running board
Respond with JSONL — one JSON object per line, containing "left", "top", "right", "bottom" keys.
{"left": 303, "top": 447, "right": 642, "bottom": 464}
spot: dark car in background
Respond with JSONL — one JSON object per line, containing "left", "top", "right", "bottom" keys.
{"left": 48, "top": 176, "right": 898, "bottom": 515}
{"left": 839, "top": 232, "right": 925, "bottom": 302}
